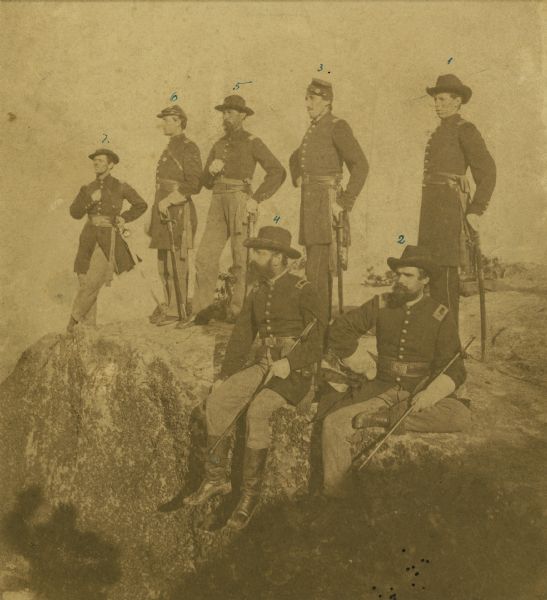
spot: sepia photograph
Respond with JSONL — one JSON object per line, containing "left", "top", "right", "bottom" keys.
{"left": 0, "top": 1, "right": 546, "bottom": 599}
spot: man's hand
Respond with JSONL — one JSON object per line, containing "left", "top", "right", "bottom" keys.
{"left": 158, "top": 197, "right": 172, "bottom": 216}
{"left": 331, "top": 202, "right": 344, "bottom": 220}
{"left": 211, "top": 378, "right": 225, "bottom": 392}
{"left": 246, "top": 197, "right": 259, "bottom": 216}
{"left": 466, "top": 213, "right": 481, "bottom": 232}
{"left": 115, "top": 216, "right": 126, "bottom": 231}
{"left": 270, "top": 358, "right": 291, "bottom": 380}
{"left": 295, "top": 176, "right": 302, "bottom": 188}
{"left": 209, "top": 159, "right": 225, "bottom": 176}
{"left": 90, "top": 189, "right": 101, "bottom": 204}
{"left": 411, "top": 390, "right": 438, "bottom": 413}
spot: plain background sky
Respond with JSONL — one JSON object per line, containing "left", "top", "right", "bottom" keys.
{"left": 0, "top": 1, "right": 545, "bottom": 378}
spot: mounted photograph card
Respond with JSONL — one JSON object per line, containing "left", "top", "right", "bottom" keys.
{"left": 0, "top": 2, "right": 546, "bottom": 599}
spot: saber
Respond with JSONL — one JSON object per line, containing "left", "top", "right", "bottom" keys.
{"left": 244, "top": 212, "right": 257, "bottom": 299}
{"left": 471, "top": 229, "right": 487, "bottom": 361}
{"left": 161, "top": 211, "right": 187, "bottom": 322}
{"left": 333, "top": 212, "right": 346, "bottom": 314}
{"left": 353, "top": 336, "right": 475, "bottom": 471}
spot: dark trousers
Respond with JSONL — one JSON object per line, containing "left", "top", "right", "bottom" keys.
{"left": 429, "top": 266, "right": 460, "bottom": 325}
{"left": 305, "top": 244, "right": 332, "bottom": 327}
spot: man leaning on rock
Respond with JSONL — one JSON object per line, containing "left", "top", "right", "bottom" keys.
{"left": 183, "top": 226, "right": 323, "bottom": 530}
{"left": 318, "top": 245, "right": 471, "bottom": 499}
{"left": 67, "top": 149, "right": 147, "bottom": 332}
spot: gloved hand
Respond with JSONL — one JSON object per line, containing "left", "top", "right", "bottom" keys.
{"left": 209, "top": 159, "right": 225, "bottom": 176}
{"left": 331, "top": 201, "right": 344, "bottom": 220}
{"left": 90, "top": 189, "right": 101, "bottom": 204}
{"left": 412, "top": 374, "right": 455, "bottom": 413}
{"left": 270, "top": 358, "right": 291, "bottom": 380}
{"left": 158, "top": 197, "right": 172, "bottom": 216}
{"left": 246, "top": 197, "right": 259, "bottom": 216}
{"left": 466, "top": 213, "right": 481, "bottom": 232}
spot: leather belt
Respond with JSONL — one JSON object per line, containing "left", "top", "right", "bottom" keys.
{"left": 260, "top": 335, "right": 296, "bottom": 348}
{"left": 156, "top": 178, "right": 180, "bottom": 192}
{"left": 423, "top": 171, "right": 467, "bottom": 187}
{"left": 88, "top": 215, "right": 114, "bottom": 227}
{"left": 377, "top": 357, "right": 430, "bottom": 379}
{"left": 302, "top": 174, "right": 341, "bottom": 186}
{"left": 214, "top": 177, "right": 251, "bottom": 191}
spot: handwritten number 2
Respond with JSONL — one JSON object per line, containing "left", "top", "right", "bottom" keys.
{"left": 397, "top": 235, "right": 406, "bottom": 244}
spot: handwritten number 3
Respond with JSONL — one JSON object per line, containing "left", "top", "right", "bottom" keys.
{"left": 318, "top": 64, "right": 324, "bottom": 71}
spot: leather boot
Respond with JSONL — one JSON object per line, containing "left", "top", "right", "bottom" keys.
{"left": 226, "top": 448, "right": 267, "bottom": 530}
{"left": 183, "top": 435, "right": 232, "bottom": 506}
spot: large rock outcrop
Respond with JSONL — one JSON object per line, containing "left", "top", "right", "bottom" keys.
{"left": 0, "top": 321, "right": 315, "bottom": 600}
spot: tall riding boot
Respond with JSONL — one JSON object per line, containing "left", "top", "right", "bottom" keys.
{"left": 183, "top": 435, "right": 232, "bottom": 506}
{"left": 226, "top": 448, "right": 267, "bottom": 530}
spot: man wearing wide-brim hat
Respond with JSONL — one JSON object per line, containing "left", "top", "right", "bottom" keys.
{"left": 182, "top": 226, "right": 323, "bottom": 530}
{"left": 147, "top": 104, "right": 203, "bottom": 325}
{"left": 193, "top": 95, "right": 286, "bottom": 322}
{"left": 317, "top": 245, "right": 470, "bottom": 499}
{"left": 419, "top": 74, "right": 496, "bottom": 324}
{"left": 289, "top": 78, "right": 369, "bottom": 324}
{"left": 67, "top": 149, "right": 147, "bottom": 332}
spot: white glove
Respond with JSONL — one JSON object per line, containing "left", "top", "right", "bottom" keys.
{"left": 412, "top": 374, "right": 456, "bottom": 413}
{"left": 90, "top": 189, "right": 101, "bottom": 203}
{"left": 209, "top": 159, "right": 225, "bottom": 176}
{"left": 466, "top": 213, "right": 481, "bottom": 232}
{"left": 246, "top": 197, "right": 259, "bottom": 216}
{"left": 331, "top": 202, "right": 344, "bottom": 220}
{"left": 270, "top": 358, "right": 291, "bottom": 380}
{"left": 158, "top": 198, "right": 172, "bottom": 216}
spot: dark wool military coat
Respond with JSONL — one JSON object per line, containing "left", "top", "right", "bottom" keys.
{"left": 418, "top": 114, "right": 496, "bottom": 266}
{"left": 220, "top": 271, "right": 324, "bottom": 405}
{"left": 148, "top": 133, "right": 202, "bottom": 250}
{"left": 289, "top": 112, "right": 368, "bottom": 245}
{"left": 70, "top": 175, "right": 147, "bottom": 274}
{"left": 202, "top": 128, "right": 286, "bottom": 202}
{"left": 318, "top": 293, "right": 466, "bottom": 417}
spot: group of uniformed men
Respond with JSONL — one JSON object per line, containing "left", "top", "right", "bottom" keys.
{"left": 67, "top": 74, "right": 496, "bottom": 530}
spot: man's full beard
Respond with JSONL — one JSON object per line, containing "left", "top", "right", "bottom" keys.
{"left": 250, "top": 259, "right": 275, "bottom": 279}
{"left": 387, "top": 283, "right": 421, "bottom": 307}
{"left": 223, "top": 121, "right": 234, "bottom": 134}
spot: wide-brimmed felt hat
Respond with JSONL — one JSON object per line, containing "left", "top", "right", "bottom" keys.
{"left": 387, "top": 245, "right": 440, "bottom": 279}
{"left": 426, "top": 74, "right": 472, "bottom": 104}
{"left": 88, "top": 148, "right": 119, "bottom": 164}
{"left": 156, "top": 105, "right": 187, "bottom": 120}
{"left": 307, "top": 78, "right": 333, "bottom": 101}
{"left": 214, "top": 95, "right": 254, "bottom": 115}
{"left": 244, "top": 226, "right": 301, "bottom": 259}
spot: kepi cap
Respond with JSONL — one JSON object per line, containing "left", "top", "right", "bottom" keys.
{"left": 88, "top": 148, "right": 119, "bottom": 164}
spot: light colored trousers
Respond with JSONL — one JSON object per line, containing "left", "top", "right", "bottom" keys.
{"left": 156, "top": 248, "right": 188, "bottom": 317}
{"left": 71, "top": 246, "right": 112, "bottom": 324}
{"left": 206, "top": 361, "right": 287, "bottom": 450}
{"left": 322, "top": 386, "right": 472, "bottom": 497}
{"left": 194, "top": 188, "right": 250, "bottom": 317}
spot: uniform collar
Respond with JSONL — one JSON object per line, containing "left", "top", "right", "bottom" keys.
{"left": 405, "top": 292, "right": 425, "bottom": 309}
{"left": 439, "top": 113, "right": 461, "bottom": 127}
{"left": 96, "top": 173, "right": 113, "bottom": 184}
{"left": 310, "top": 109, "right": 331, "bottom": 126}
{"left": 265, "top": 268, "right": 289, "bottom": 286}
{"left": 168, "top": 132, "right": 186, "bottom": 144}
{"left": 225, "top": 127, "right": 247, "bottom": 141}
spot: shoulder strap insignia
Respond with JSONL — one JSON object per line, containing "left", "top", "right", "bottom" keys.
{"left": 433, "top": 304, "right": 449, "bottom": 321}
{"left": 247, "top": 133, "right": 256, "bottom": 141}
{"left": 377, "top": 293, "right": 388, "bottom": 309}
{"left": 295, "top": 278, "right": 310, "bottom": 290}
{"left": 331, "top": 116, "right": 339, "bottom": 123}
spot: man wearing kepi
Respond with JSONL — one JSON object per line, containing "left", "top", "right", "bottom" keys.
{"left": 148, "top": 105, "right": 202, "bottom": 326}
{"left": 184, "top": 226, "right": 323, "bottom": 530}
{"left": 419, "top": 74, "right": 496, "bottom": 323}
{"left": 319, "top": 246, "right": 470, "bottom": 498}
{"left": 289, "top": 78, "right": 368, "bottom": 324}
{"left": 193, "top": 95, "right": 286, "bottom": 322}
{"left": 67, "top": 149, "right": 147, "bottom": 332}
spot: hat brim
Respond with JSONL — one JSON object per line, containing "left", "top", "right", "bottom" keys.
{"left": 426, "top": 85, "right": 472, "bottom": 104}
{"left": 244, "top": 238, "right": 301, "bottom": 259}
{"left": 387, "top": 256, "right": 440, "bottom": 279}
{"left": 214, "top": 104, "right": 254, "bottom": 116}
{"left": 88, "top": 151, "right": 119, "bottom": 164}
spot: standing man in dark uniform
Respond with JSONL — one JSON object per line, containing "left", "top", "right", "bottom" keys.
{"left": 193, "top": 95, "right": 286, "bottom": 322}
{"left": 67, "top": 149, "right": 147, "bottom": 332}
{"left": 148, "top": 105, "right": 203, "bottom": 325}
{"left": 289, "top": 78, "right": 369, "bottom": 325}
{"left": 419, "top": 74, "right": 496, "bottom": 323}
{"left": 184, "top": 226, "right": 323, "bottom": 530}
{"left": 319, "top": 246, "right": 470, "bottom": 498}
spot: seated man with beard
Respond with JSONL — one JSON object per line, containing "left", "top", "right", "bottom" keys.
{"left": 319, "top": 245, "right": 471, "bottom": 499}
{"left": 184, "top": 226, "right": 323, "bottom": 529}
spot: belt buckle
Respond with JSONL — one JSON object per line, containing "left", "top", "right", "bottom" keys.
{"left": 392, "top": 362, "right": 408, "bottom": 376}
